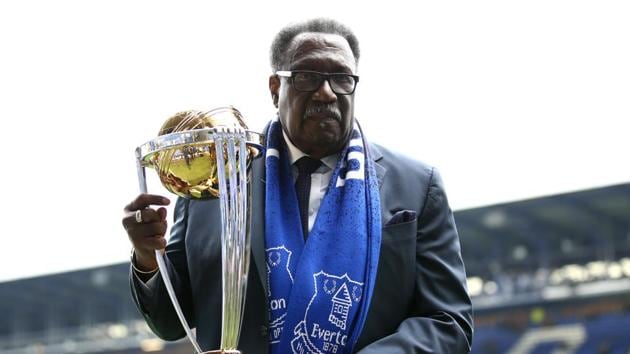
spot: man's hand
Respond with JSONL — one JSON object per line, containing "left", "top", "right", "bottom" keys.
{"left": 122, "top": 194, "right": 171, "bottom": 271}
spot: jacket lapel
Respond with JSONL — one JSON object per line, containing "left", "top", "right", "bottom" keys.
{"left": 368, "top": 143, "right": 386, "bottom": 189}
{"left": 357, "top": 143, "right": 387, "bottom": 348}
{"left": 250, "top": 154, "right": 268, "bottom": 296}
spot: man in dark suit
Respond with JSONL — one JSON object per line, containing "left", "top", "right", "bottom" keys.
{"left": 123, "top": 18, "right": 473, "bottom": 353}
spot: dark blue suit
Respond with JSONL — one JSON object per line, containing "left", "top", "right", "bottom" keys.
{"left": 131, "top": 143, "right": 473, "bottom": 353}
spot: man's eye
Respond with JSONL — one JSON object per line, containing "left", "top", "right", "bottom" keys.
{"left": 332, "top": 75, "right": 353, "bottom": 85}
{"left": 295, "top": 73, "right": 317, "bottom": 83}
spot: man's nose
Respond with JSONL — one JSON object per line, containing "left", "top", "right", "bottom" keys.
{"left": 313, "top": 79, "right": 337, "bottom": 102}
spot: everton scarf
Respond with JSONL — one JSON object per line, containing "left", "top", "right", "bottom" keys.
{"left": 264, "top": 119, "right": 381, "bottom": 354}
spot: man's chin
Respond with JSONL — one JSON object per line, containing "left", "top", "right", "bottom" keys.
{"left": 310, "top": 133, "right": 345, "bottom": 155}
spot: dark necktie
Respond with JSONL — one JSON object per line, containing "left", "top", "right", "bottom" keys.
{"left": 295, "top": 156, "right": 322, "bottom": 239}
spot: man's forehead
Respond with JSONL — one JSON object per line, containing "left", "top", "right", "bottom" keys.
{"left": 287, "top": 32, "right": 355, "bottom": 69}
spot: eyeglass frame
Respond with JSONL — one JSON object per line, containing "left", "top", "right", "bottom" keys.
{"left": 275, "top": 70, "right": 360, "bottom": 95}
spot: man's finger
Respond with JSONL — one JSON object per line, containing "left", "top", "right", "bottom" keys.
{"left": 125, "top": 220, "right": 168, "bottom": 237}
{"left": 134, "top": 208, "right": 163, "bottom": 224}
{"left": 124, "top": 194, "right": 170, "bottom": 212}
{"left": 138, "top": 235, "right": 167, "bottom": 251}
{"left": 122, "top": 209, "right": 162, "bottom": 229}
{"left": 157, "top": 207, "right": 168, "bottom": 221}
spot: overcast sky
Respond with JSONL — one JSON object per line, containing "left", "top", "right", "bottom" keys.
{"left": 0, "top": 0, "right": 628, "bottom": 282}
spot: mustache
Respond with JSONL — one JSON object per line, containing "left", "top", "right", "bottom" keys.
{"left": 303, "top": 103, "right": 341, "bottom": 121}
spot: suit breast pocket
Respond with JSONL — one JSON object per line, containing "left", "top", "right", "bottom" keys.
{"left": 379, "top": 220, "right": 416, "bottom": 297}
{"left": 365, "top": 220, "right": 417, "bottom": 332}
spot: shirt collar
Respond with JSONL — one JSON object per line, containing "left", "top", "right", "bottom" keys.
{"left": 282, "top": 130, "right": 339, "bottom": 171}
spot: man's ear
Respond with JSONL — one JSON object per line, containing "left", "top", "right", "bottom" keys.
{"left": 269, "top": 75, "right": 280, "bottom": 108}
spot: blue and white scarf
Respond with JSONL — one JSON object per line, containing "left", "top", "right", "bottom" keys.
{"left": 264, "top": 119, "right": 381, "bottom": 354}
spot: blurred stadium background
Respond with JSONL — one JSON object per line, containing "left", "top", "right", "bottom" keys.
{"left": 1, "top": 183, "right": 628, "bottom": 354}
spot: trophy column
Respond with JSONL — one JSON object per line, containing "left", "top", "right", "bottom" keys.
{"left": 135, "top": 108, "right": 263, "bottom": 354}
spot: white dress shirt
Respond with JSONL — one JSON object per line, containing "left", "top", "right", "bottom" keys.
{"left": 282, "top": 131, "right": 339, "bottom": 232}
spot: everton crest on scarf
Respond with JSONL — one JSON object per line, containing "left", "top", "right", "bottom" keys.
{"left": 264, "top": 118, "right": 381, "bottom": 354}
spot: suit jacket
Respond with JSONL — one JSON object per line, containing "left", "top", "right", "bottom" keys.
{"left": 131, "top": 142, "right": 474, "bottom": 353}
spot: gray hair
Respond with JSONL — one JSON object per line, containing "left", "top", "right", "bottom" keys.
{"left": 270, "top": 18, "right": 360, "bottom": 71}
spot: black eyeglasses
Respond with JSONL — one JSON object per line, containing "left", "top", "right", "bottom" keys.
{"left": 276, "top": 70, "right": 359, "bottom": 95}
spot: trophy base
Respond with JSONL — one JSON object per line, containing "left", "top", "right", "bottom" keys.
{"left": 201, "top": 351, "right": 241, "bottom": 354}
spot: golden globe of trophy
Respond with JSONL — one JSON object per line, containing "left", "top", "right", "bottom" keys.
{"left": 135, "top": 107, "right": 264, "bottom": 354}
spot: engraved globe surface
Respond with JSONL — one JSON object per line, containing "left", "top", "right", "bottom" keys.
{"left": 140, "top": 107, "right": 260, "bottom": 200}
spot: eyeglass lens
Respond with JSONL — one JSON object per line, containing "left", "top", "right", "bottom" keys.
{"left": 293, "top": 72, "right": 356, "bottom": 94}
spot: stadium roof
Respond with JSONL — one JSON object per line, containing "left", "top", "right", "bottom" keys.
{"left": 457, "top": 183, "right": 630, "bottom": 278}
